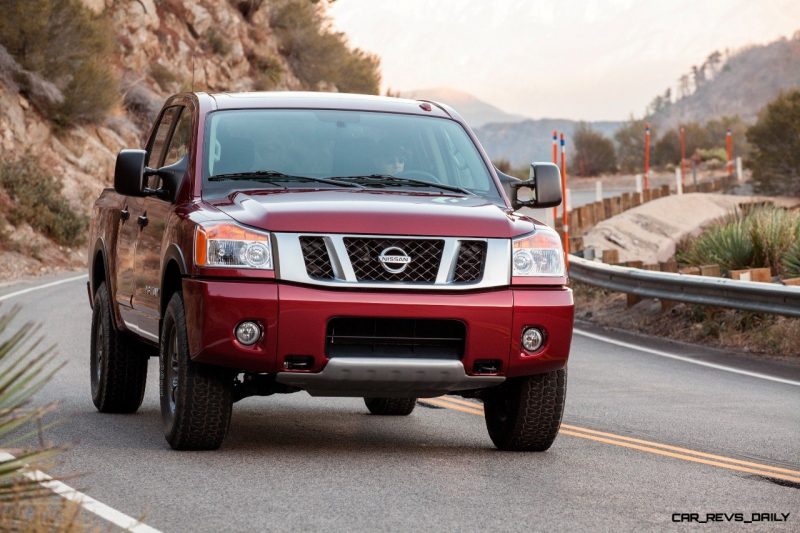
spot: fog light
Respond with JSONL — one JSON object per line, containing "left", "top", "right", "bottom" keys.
{"left": 521, "top": 327, "right": 544, "bottom": 352}
{"left": 235, "top": 321, "right": 262, "bottom": 346}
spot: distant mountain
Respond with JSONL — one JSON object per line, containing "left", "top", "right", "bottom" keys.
{"left": 474, "top": 119, "right": 624, "bottom": 167}
{"left": 651, "top": 33, "right": 800, "bottom": 129}
{"left": 400, "top": 87, "right": 527, "bottom": 128}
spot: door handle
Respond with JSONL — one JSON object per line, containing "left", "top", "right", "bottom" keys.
{"left": 137, "top": 214, "right": 148, "bottom": 228}
{"left": 120, "top": 207, "right": 129, "bottom": 221}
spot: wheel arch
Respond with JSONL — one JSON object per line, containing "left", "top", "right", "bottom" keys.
{"left": 160, "top": 244, "right": 188, "bottom": 318}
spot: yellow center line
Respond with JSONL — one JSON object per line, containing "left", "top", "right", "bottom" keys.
{"left": 419, "top": 397, "right": 800, "bottom": 483}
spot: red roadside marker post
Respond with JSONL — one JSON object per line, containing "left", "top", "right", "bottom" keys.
{"left": 560, "top": 133, "right": 569, "bottom": 265}
{"left": 644, "top": 123, "right": 651, "bottom": 191}
{"left": 551, "top": 130, "right": 558, "bottom": 224}
{"left": 726, "top": 128, "right": 733, "bottom": 177}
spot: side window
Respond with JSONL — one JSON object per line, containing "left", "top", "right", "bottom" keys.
{"left": 147, "top": 106, "right": 181, "bottom": 168}
{"left": 164, "top": 108, "right": 192, "bottom": 167}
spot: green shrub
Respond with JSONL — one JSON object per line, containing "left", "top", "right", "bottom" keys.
{"left": 676, "top": 214, "right": 753, "bottom": 272}
{"left": 249, "top": 53, "right": 284, "bottom": 90}
{"left": 696, "top": 147, "right": 728, "bottom": 163}
{"left": 150, "top": 63, "right": 179, "bottom": 92}
{"left": 677, "top": 205, "right": 800, "bottom": 276}
{"left": 0, "top": 306, "right": 63, "bottom": 512}
{"left": 613, "top": 118, "right": 646, "bottom": 173}
{"left": 783, "top": 238, "right": 800, "bottom": 278}
{"left": 572, "top": 123, "right": 617, "bottom": 176}
{"left": 748, "top": 207, "right": 799, "bottom": 275}
{"left": 0, "top": 155, "right": 87, "bottom": 247}
{"left": 0, "top": 0, "right": 118, "bottom": 126}
{"left": 268, "top": 0, "right": 381, "bottom": 94}
{"left": 746, "top": 90, "right": 800, "bottom": 196}
{"left": 206, "top": 30, "right": 231, "bottom": 56}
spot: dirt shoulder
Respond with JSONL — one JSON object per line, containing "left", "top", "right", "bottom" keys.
{"left": 573, "top": 282, "right": 800, "bottom": 359}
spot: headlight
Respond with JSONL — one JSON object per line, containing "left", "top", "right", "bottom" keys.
{"left": 512, "top": 229, "right": 565, "bottom": 276}
{"left": 194, "top": 222, "right": 273, "bottom": 269}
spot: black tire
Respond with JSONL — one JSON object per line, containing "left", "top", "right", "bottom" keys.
{"left": 364, "top": 397, "right": 417, "bottom": 416}
{"left": 483, "top": 368, "right": 567, "bottom": 451}
{"left": 90, "top": 282, "right": 148, "bottom": 413}
{"left": 160, "top": 291, "right": 233, "bottom": 450}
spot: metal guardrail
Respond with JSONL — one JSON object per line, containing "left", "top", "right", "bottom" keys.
{"left": 568, "top": 255, "right": 800, "bottom": 318}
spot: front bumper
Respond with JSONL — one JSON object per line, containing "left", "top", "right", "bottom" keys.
{"left": 182, "top": 279, "right": 574, "bottom": 390}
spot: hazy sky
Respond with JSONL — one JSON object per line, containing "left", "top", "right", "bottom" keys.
{"left": 329, "top": 0, "right": 800, "bottom": 120}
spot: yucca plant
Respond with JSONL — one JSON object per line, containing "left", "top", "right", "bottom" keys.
{"left": 0, "top": 306, "right": 63, "bottom": 517}
{"left": 783, "top": 235, "right": 800, "bottom": 278}
{"left": 748, "top": 207, "right": 800, "bottom": 276}
{"left": 677, "top": 217, "right": 754, "bottom": 273}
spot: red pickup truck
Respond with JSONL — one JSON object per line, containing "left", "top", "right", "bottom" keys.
{"left": 87, "top": 92, "right": 573, "bottom": 451}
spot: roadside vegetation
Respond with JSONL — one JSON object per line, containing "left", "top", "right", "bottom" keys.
{"left": 746, "top": 89, "right": 800, "bottom": 197}
{"left": 676, "top": 205, "right": 800, "bottom": 278}
{"left": 573, "top": 282, "right": 800, "bottom": 358}
{"left": 0, "top": 154, "right": 87, "bottom": 248}
{"left": 0, "top": 0, "right": 118, "bottom": 127}
{"left": 268, "top": 0, "right": 381, "bottom": 94}
{"left": 572, "top": 123, "right": 617, "bottom": 176}
{"left": 0, "top": 306, "right": 73, "bottom": 530}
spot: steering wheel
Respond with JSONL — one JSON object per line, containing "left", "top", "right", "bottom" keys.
{"left": 397, "top": 170, "right": 440, "bottom": 183}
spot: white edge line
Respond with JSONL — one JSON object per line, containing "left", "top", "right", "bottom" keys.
{"left": 0, "top": 274, "right": 88, "bottom": 303}
{"left": 574, "top": 328, "right": 800, "bottom": 387}
{"left": 0, "top": 451, "right": 161, "bottom": 533}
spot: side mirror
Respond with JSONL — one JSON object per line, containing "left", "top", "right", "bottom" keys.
{"left": 114, "top": 149, "right": 147, "bottom": 197}
{"left": 511, "top": 162, "right": 562, "bottom": 209}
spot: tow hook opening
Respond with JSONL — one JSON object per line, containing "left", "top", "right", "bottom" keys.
{"left": 473, "top": 359, "right": 502, "bottom": 375}
{"left": 284, "top": 355, "right": 315, "bottom": 371}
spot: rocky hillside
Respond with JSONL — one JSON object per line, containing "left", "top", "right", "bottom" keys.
{"left": 0, "top": 0, "right": 378, "bottom": 279}
{"left": 651, "top": 32, "right": 800, "bottom": 129}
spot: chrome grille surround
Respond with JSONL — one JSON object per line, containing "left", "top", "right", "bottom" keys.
{"left": 274, "top": 233, "right": 510, "bottom": 290}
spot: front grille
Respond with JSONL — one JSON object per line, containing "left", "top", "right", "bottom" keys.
{"left": 299, "top": 236, "right": 335, "bottom": 279}
{"left": 453, "top": 240, "right": 487, "bottom": 283}
{"left": 326, "top": 317, "right": 466, "bottom": 359}
{"left": 343, "top": 237, "right": 444, "bottom": 282}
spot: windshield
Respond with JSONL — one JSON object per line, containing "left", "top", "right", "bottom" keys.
{"left": 202, "top": 109, "right": 500, "bottom": 200}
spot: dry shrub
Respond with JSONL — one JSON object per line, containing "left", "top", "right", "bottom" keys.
{"left": 268, "top": 0, "right": 380, "bottom": 94}
{"left": 0, "top": 154, "right": 87, "bottom": 247}
{"left": 248, "top": 52, "right": 284, "bottom": 90}
{"left": 0, "top": 0, "right": 118, "bottom": 126}
{"left": 149, "top": 63, "right": 179, "bottom": 92}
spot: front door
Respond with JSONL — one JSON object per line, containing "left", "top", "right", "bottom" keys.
{"left": 115, "top": 196, "right": 143, "bottom": 328}
{"left": 134, "top": 105, "right": 193, "bottom": 339}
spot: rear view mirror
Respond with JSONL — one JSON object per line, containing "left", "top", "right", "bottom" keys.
{"left": 511, "top": 162, "right": 562, "bottom": 209}
{"left": 114, "top": 149, "right": 147, "bottom": 197}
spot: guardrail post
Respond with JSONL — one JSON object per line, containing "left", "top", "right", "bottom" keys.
{"left": 595, "top": 180, "right": 603, "bottom": 202}
{"left": 736, "top": 156, "right": 743, "bottom": 182}
{"left": 726, "top": 128, "right": 733, "bottom": 176}
{"left": 675, "top": 167, "right": 683, "bottom": 194}
{"left": 635, "top": 174, "right": 643, "bottom": 202}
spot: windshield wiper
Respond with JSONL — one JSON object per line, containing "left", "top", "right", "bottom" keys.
{"left": 327, "top": 174, "right": 474, "bottom": 195}
{"left": 209, "top": 170, "right": 360, "bottom": 188}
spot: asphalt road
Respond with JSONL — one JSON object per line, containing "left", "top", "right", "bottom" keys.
{"left": 2, "top": 272, "right": 799, "bottom": 532}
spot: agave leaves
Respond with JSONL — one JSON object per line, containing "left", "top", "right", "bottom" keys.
{"left": 0, "top": 305, "right": 64, "bottom": 503}
{"left": 678, "top": 205, "right": 800, "bottom": 277}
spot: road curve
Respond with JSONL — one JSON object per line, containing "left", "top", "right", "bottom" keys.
{"left": 2, "top": 272, "right": 799, "bottom": 531}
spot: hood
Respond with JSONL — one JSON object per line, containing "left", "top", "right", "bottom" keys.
{"left": 209, "top": 189, "right": 538, "bottom": 238}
